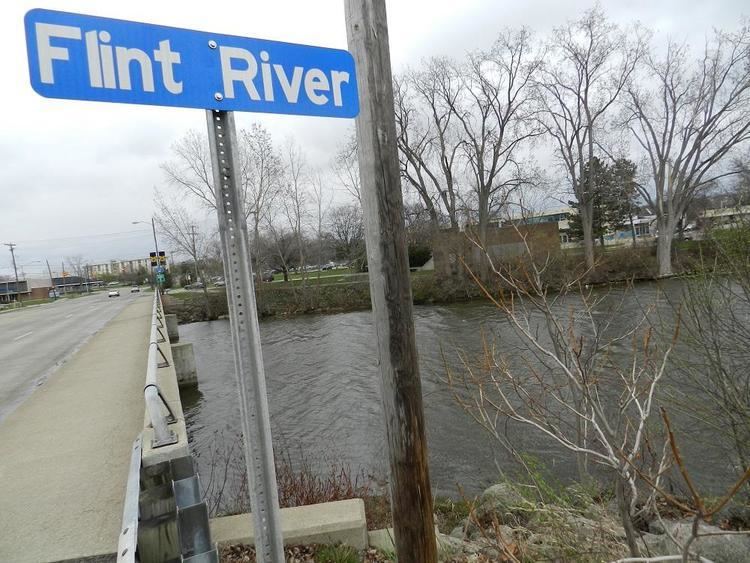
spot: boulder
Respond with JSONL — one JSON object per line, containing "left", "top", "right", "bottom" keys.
{"left": 450, "top": 524, "right": 465, "bottom": 539}
{"left": 642, "top": 518, "right": 750, "bottom": 563}
{"left": 475, "top": 483, "right": 531, "bottom": 526}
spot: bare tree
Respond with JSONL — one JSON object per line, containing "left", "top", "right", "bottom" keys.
{"left": 394, "top": 59, "right": 462, "bottom": 229}
{"left": 445, "top": 231, "right": 678, "bottom": 557}
{"left": 263, "top": 220, "right": 296, "bottom": 283}
{"left": 238, "top": 124, "right": 284, "bottom": 294}
{"left": 327, "top": 203, "right": 364, "bottom": 268}
{"left": 310, "top": 172, "right": 332, "bottom": 283}
{"left": 64, "top": 255, "right": 87, "bottom": 280}
{"left": 281, "top": 141, "right": 310, "bottom": 288}
{"left": 536, "top": 7, "right": 644, "bottom": 269}
{"left": 331, "top": 130, "right": 361, "bottom": 203}
{"left": 161, "top": 125, "right": 280, "bottom": 229}
{"left": 455, "top": 28, "right": 545, "bottom": 249}
{"left": 625, "top": 26, "right": 750, "bottom": 276}
{"left": 154, "top": 190, "right": 214, "bottom": 316}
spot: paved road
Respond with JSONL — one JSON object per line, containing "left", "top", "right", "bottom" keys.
{"left": 0, "top": 296, "right": 153, "bottom": 562}
{"left": 0, "top": 290, "right": 144, "bottom": 422}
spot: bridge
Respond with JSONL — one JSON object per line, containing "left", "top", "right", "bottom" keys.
{"left": 0, "top": 291, "right": 368, "bottom": 562}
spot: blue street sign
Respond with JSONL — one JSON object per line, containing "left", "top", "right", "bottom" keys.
{"left": 155, "top": 265, "right": 165, "bottom": 274}
{"left": 24, "top": 9, "right": 359, "bottom": 118}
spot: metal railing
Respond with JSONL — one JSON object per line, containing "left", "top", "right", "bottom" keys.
{"left": 116, "top": 435, "right": 142, "bottom": 563}
{"left": 144, "top": 291, "right": 178, "bottom": 448}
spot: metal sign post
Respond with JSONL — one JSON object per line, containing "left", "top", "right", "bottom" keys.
{"left": 205, "top": 109, "right": 284, "bottom": 562}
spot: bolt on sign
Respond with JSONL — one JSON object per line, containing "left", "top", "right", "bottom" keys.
{"left": 24, "top": 8, "right": 359, "bottom": 118}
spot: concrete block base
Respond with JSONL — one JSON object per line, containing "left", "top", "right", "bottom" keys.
{"left": 171, "top": 342, "right": 197, "bottom": 387}
{"left": 165, "top": 314, "right": 180, "bottom": 342}
{"left": 210, "top": 499, "right": 368, "bottom": 550}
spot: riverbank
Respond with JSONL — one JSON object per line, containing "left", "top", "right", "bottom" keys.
{"left": 163, "top": 271, "right": 481, "bottom": 323}
{"left": 164, "top": 241, "right": 713, "bottom": 324}
{"left": 214, "top": 476, "right": 750, "bottom": 562}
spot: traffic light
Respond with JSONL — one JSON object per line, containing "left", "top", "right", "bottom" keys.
{"left": 158, "top": 251, "right": 166, "bottom": 265}
{"left": 149, "top": 252, "right": 157, "bottom": 266}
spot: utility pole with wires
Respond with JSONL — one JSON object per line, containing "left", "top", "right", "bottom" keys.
{"left": 46, "top": 259, "right": 57, "bottom": 300}
{"left": 4, "top": 243, "right": 21, "bottom": 305}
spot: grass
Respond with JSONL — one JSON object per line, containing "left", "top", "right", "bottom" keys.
{"left": 315, "top": 544, "right": 360, "bottom": 563}
{"left": 434, "top": 497, "right": 472, "bottom": 532}
{"left": 274, "top": 267, "right": 360, "bottom": 283}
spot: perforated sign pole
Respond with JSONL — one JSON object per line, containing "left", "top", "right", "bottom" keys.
{"left": 205, "top": 109, "right": 284, "bottom": 562}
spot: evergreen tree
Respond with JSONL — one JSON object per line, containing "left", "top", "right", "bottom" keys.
{"left": 568, "top": 157, "right": 609, "bottom": 245}
{"left": 568, "top": 157, "right": 640, "bottom": 246}
{"left": 606, "top": 158, "right": 640, "bottom": 245}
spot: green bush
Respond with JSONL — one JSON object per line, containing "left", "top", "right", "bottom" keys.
{"left": 408, "top": 243, "right": 432, "bottom": 268}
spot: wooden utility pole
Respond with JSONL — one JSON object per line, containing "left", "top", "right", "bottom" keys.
{"left": 344, "top": 1, "right": 437, "bottom": 560}
{"left": 5, "top": 243, "right": 21, "bottom": 305}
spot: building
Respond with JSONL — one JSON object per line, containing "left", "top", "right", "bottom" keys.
{"left": 699, "top": 205, "right": 750, "bottom": 230}
{"left": 502, "top": 207, "right": 659, "bottom": 247}
{"left": 51, "top": 275, "right": 95, "bottom": 294}
{"left": 89, "top": 257, "right": 166, "bottom": 278}
{"left": 0, "top": 280, "right": 30, "bottom": 303}
{"left": 432, "top": 223, "right": 561, "bottom": 280}
{"left": 500, "top": 207, "right": 574, "bottom": 244}
{"left": 604, "top": 215, "right": 657, "bottom": 245}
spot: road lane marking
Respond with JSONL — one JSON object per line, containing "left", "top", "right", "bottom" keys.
{"left": 65, "top": 314, "right": 73, "bottom": 319}
{"left": 13, "top": 331, "right": 33, "bottom": 341}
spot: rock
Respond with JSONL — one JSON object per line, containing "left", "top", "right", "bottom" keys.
{"left": 450, "top": 524, "right": 465, "bottom": 539}
{"left": 475, "top": 483, "right": 530, "bottom": 526}
{"left": 641, "top": 519, "right": 750, "bottom": 563}
{"left": 525, "top": 531, "right": 562, "bottom": 560}
{"left": 436, "top": 533, "right": 466, "bottom": 559}
{"left": 648, "top": 518, "right": 667, "bottom": 535}
{"left": 717, "top": 502, "right": 750, "bottom": 529}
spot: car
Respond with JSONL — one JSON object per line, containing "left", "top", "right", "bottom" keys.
{"left": 108, "top": 290, "right": 120, "bottom": 297}
{"left": 130, "top": 286, "right": 140, "bottom": 293}
{"left": 213, "top": 280, "right": 226, "bottom": 287}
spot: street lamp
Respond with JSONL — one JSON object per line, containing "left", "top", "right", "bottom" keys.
{"left": 133, "top": 218, "right": 161, "bottom": 291}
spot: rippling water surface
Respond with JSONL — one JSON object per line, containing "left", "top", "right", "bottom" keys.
{"left": 180, "top": 282, "right": 737, "bottom": 498}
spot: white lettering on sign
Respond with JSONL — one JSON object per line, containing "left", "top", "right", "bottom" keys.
{"left": 32, "top": 22, "right": 349, "bottom": 108}
{"left": 219, "top": 45, "right": 350, "bottom": 107}
{"left": 36, "top": 23, "right": 81, "bottom": 83}
{"left": 34, "top": 23, "right": 183, "bottom": 94}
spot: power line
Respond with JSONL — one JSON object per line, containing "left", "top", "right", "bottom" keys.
{"left": 12, "top": 228, "right": 153, "bottom": 245}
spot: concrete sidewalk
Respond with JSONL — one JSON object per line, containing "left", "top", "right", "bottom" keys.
{"left": 0, "top": 297, "right": 152, "bottom": 562}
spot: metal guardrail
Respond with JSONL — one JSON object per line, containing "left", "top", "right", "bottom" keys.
{"left": 144, "top": 291, "right": 178, "bottom": 448}
{"left": 117, "top": 291, "right": 217, "bottom": 563}
{"left": 116, "top": 435, "right": 142, "bottom": 563}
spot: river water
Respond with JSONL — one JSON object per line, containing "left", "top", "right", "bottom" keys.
{"left": 179, "top": 280, "right": 738, "bottom": 502}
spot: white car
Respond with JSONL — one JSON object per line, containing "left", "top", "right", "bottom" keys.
{"left": 130, "top": 286, "right": 141, "bottom": 293}
{"left": 108, "top": 290, "right": 120, "bottom": 298}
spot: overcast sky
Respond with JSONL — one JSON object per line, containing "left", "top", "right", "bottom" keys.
{"left": 1, "top": 0, "right": 746, "bottom": 277}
